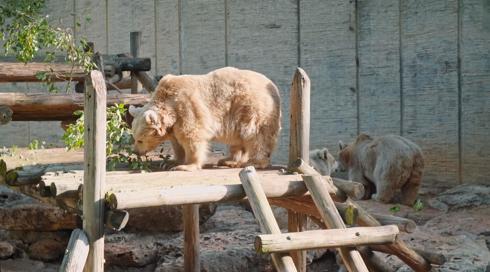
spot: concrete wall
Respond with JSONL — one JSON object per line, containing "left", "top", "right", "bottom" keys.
{"left": 1, "top": 0, "right": 489, "bottom": 184}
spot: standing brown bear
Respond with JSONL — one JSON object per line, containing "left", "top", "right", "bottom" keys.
{"left": 129, "top": 67, "right": 281, "bottom": 171}
{"left": 338, "top": 134, "right": 424, "bottom": 205}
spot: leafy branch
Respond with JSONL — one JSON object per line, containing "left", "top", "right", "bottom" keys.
{"left": 0, "top": 0, "right": 96, "bottom": 92}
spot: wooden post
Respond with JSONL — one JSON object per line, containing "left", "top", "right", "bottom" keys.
{"left": 255, "top": 225, "right": 399, "bottom": 253}
{"left": 183, "top": 204, "right": 200, "bottom": 272}
{"left": 303, "top": 175, "right": 368, "bottom": 272}
{"left": 60, "top": 229, "right": 90, "bottom": 272}
{"left": 83, "top": 70, "right": 107, "bottom": 272}
{"left": 287, "top": 67, "right": 310, "bottom": 272}
{"left": 130, "top": 32, "right": 142, "bottom": 94}
{"left": 239, "top": 167, "right": 297, "bottom": 272}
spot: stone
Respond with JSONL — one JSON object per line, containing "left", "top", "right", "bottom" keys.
{"left": 429, "top": 183, "right": 490, "bottom": 212}
{"left": 0, "top": 242, "right": 15, "bottom": 259}
{"left": 124, "top": 204, "right": 217, "bottom": 233}
{"left": 28, "top": 238, "right": 67, "bottom": 262}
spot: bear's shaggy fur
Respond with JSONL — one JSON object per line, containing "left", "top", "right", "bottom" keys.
{"left": 309, "top": 148, "right": 338, "bottom": 176}
{"left": 338, "top": 134, "right": 424, "bottom": 205}
{"left": 129, "top": 67, "right": 281, "bottom": 171}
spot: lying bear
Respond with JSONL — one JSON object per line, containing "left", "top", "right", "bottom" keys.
{"left": 338, "top": 134, "right": 424, "bottom": 205}
{"left": 129, "top": 67, "right": 281, "bottom": 171}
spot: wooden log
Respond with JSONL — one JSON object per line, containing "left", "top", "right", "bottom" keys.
{"left": 183, "top": 204, "right": 200, "bottom": 272}
{"left": 344, "top": 200, "right": 431, "bottom": 271}
{"left": 357, "top": 246, "right": 393, "bottom": 272}
{"left": 104, "top": 173, "right": 311, "bottom": 210}
{"left": 60, "top": 229, "right": 90, "bottom": 272}
{"left": 0, "top": 93, "right": 149, "bottom": 121}
{"left": 0, "top": 159, "right": 6, "bottom": 184}
{"left": 239, "top": 167, "right": 297, "bottom": 272}
{"left": 105, "top": 210, "right": 129, "bottom": 232}
{"left": 0, "top": 62, "right": 85, "bottom": 82}
{"left": 56, "top": 190, "right": 81, "bottom": 213}
{"left": 290, "top": 159, "right": 347, "bottom": 201}
{"left": 287, "top": 211, "right": 307, "bottom": 272}
{"left": 0, "top": 204, "right": 80, "bottom": 231}
{"left": 134, "top": 71, "right": 156, "bottom": 93}
{"left": 302, "top": 175, "right": 368, "bottom": 272}
{"left": 371, "top": 213, "right": 416, "bottom": 233}
{"left": 130, "top": 32, "right": 143, "bottom": 94}
{"left": 332, "top": 178, "right": 365, "bottom": 201}
{"left": 255, "top": 225, "right": 399, "bottom": 253}
{"left": 287, "top": 67, "right": 311, "bottom": 272}
{"left": 0, "top": 106, "right": 13, "bottom": 125}
{"left": 5, "top": 166, "right": 45, "bottom": 186}
{"left": 82, "top": 70, "right": 107, "bottom": 272}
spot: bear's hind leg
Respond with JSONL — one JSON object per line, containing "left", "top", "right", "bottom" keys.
{"left": 371, "top": 166, "right": 397, "bottom": 203}
{"left": 400, "top": 167, "right": 423, "bottom": 205}
{"left": 243, "top": 138, "right": 272, "bottom": 169}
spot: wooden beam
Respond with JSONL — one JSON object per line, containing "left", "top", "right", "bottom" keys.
{"left": 370, "top": 213, "right": 416, "bottom": 233}
{"left": 183, "top": 204, "right": 200, "bottom": 272}
{"left": 0, "top": 93, "right": 149, "bottom": 121}
{"left": 60, "top": 229, "right": 90, "bottom": 272}
{"left": 239, "top": 167, "right": 297, "bottom": 272}
{"left": 287, "top": 67, "right": 310, "bottom": 272}
{"left": 303, "top": 175, "right": 368, "bottom": 272}
{"left": 255, "top": 225, "right": 399, "bottom": 253}
{"left": 0, "top": 62, "right": 85, "bottom": 82}
{"left": 105, "top": 210, "right": 129, "bottom": 232}
{"left": 134, "top": 71, "right": 157, "bottom": 93}
{"left": 130, "top": 32, "right": 143, "bottom": 94}
{"left": 82, "top": 70, "right": 106, "bottom": 272}
{"left": 332, "top": 178, "right": 365, "bottom": 201}
{"left": 290, "top": 159, "right": 347, "bottom": 201}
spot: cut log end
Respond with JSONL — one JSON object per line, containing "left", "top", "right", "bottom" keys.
{"left": 105, "top": 192, "right": 118, "bottom": 210}
{"left": 105, "top": 210, "right": 129, "bottom": 231}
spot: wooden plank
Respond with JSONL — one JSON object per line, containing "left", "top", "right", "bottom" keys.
{"left": 358, "top": 0, "right": 401, "bottom": 135}
{"left": 180, "top": 0, "right": 225, "bottom": 74}
{"left": 287, "top": 211, "right": 307, "bottom": 272}
{"left": 0, "top": 93, "right": 149, "bottom": 121}
{"left": 256, "top": 225, "right": 399, "bottom": 253}
{"left": 401, "top": 0, "right": 459, "bottom": 184}
{"left": 302, "top": 175, "right": 368, "bottom": 272}
{"left": 300, "top": 0, "right": 358, "bottom": 153}
{"left": 107, "top": 0, "right": 156, "bottom": 75}
{"left": 287, "top": 67, "right": 310, "bottom": 272}
{"left": 239, "top": 167, "right": 297, "bottom": 272}
{"left": 60, "top": 229, "right": 90, "bottom": 272}
{"left": 460, "top": 0, "right": 490, "bottom": 184}
{"left": 0, "top": 63, "right": 85, "bottom": 82}
{"left": 155, "top": 0, "right": 181, "bottom": 75}
{"left": 227, "top": 0, "right": 298, "bottom": 163}
{"left": 183, "top": 204, "right": 200, "bottom": 272}
{"left": 82, "top": 71, "right": 107, "bottom": 272}
{"left": 76, "top": 0, "right": 108, "bottom": 53}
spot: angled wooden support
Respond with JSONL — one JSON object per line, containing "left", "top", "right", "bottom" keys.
{"left": 183, "top": 204, "right": 200, "bottom": 272}
{"left": 60, "top": 228, "right": 90, "bottom": 272}
{"left": 239, "top": 167, "right": 297, "bottom": 272}
{"left": 303, "top": 175, "right": 368, "bottom": 272}
{"left": 287, "top": 67, "right": 311, "bottom": 272}
{"left": 82, "top": 70, "right": 107, "bottom": 272}
{"left": 130, "top": 32, "right": 143, "bottom": 94}
{"left": 255, "top": 225, "right": 399, "bottom": 253}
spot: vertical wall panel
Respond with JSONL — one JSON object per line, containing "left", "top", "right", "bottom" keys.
{"left": 155, "top": 0, "right": 181, "bottom": 76}
{"left": 300, "top": 0, "right": 358, "bottom": 153}
{"left": 180, "top": 0, "right": 225, "bottom": 74}
{"left": 358, "top": 0, "right": 401, "bottom": 135}
{"left": 227, "top": 0, "right": 298, "bottom": 163}
{"left": 461, "top": 0, "right": 490, "bottom": 184}
{"left": 76, "top": 0, "right": 108, "bottom": 53}
{"left": 108, "top": 0, "right": 156, "bottom": 75}
{"left": 401, "top": 0, "right": 459, "bottom": 184}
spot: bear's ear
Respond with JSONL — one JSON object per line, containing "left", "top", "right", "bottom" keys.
{"left": 323, "top": 148, "right": 329, "bottom": 160}
{"left": 356, "top": 133, "right": 372, "bottom": 143}
{"left": 339, "top": 148, "right": 351, "bottom": 166}
{"left": 338, "top": 140, "right": 346, "bottom": 150}
{"left": 144, "top": 110, "right": 160, "bottom": 127}
{"left": 128, "top": 105, "right": 143, "bottom": 117}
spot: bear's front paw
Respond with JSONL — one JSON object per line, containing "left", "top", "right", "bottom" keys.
{"left": 217, "top": 159, "right": 242, "bottom": 168}
{"left": 170, "top": 164, "right": 200, "bottom": 171}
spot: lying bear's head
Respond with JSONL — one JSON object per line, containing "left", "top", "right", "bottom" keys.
{"left": 128, "top": 105, "right": 174, "bottom": 155}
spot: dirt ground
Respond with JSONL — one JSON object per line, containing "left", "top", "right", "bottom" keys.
{"left": 0, "top": 148, "right": 489, "bottom": 271}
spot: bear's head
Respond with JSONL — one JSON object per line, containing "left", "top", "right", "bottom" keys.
{"left": 312, "top": 148, "right": 339, "bottom": 175}
{"left": 128, "top": 105, "right": 174, "bottom": 155}
{"left": 337, "top": 140, "right": 352, "bottom": 171}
